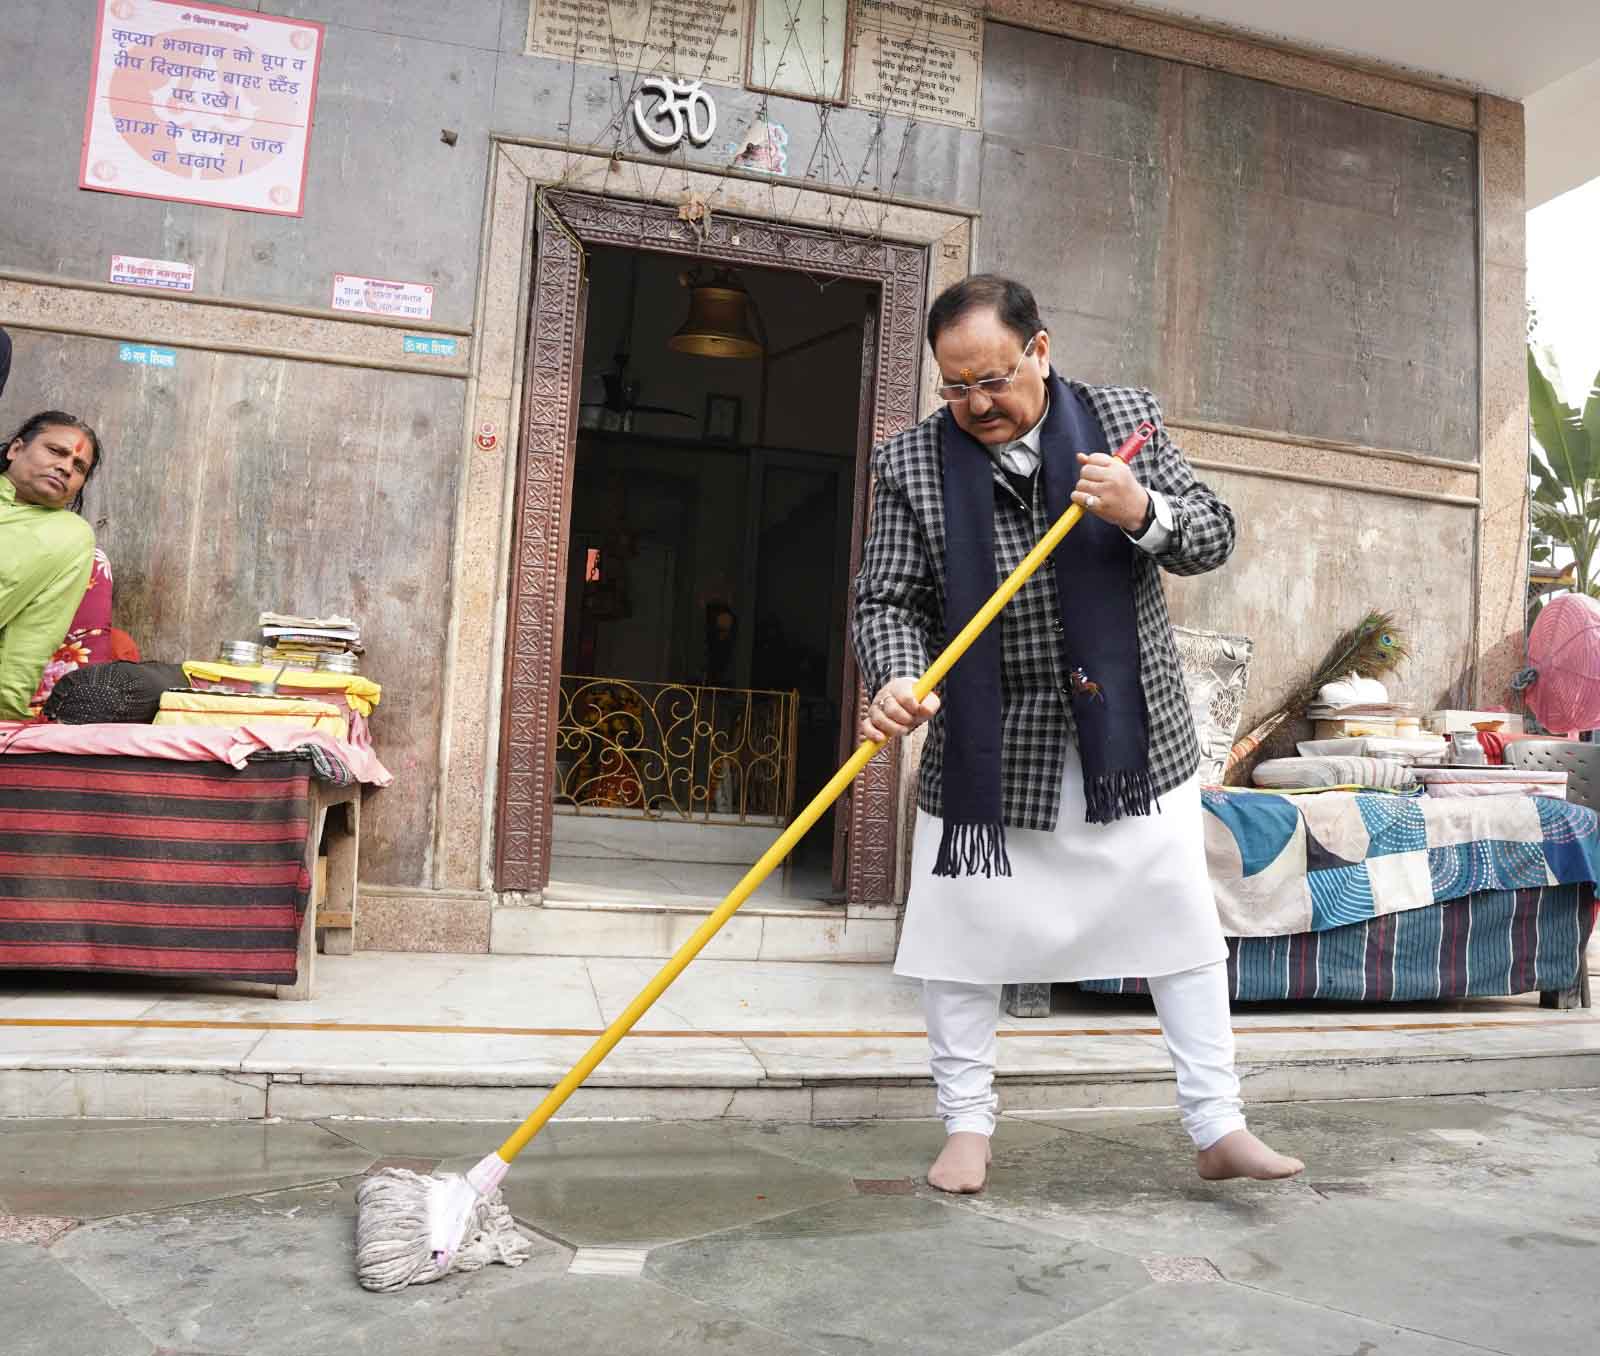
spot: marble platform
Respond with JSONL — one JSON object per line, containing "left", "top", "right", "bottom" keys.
{"left": 1, "top": 953, "right": 1596, "bottom": 1122}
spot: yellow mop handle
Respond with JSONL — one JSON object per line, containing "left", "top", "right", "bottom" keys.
{"left": 495, "top": 421, "right": 1157, "bottom": 1163}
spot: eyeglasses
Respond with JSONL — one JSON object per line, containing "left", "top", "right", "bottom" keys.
{"left": 936, "top": 333, "right": 1042, "bottom": 403}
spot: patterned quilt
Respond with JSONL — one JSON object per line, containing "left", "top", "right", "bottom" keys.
{"left": 1202, "top": 789, "right": 1600, "bottom": 938}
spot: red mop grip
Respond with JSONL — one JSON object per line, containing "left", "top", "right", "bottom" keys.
{"left": 1114, "top": 420, "right": 1157, "bottom": 465}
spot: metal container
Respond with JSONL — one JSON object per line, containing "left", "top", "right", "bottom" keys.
{"left": 318, "top": 651, "right": 359, "bottom": 674}
{"left": 218, "top": 640, "right": 262, "bottom": 665}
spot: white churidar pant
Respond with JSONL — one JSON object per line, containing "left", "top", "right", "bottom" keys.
{"left": 924, "top": 959, "right": 1246, "bottom": 1147}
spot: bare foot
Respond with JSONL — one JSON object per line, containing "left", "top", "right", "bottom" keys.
{"left": 928, "top": 1131, "right": 991, "bottom": 1194}
{"left": 1196, "top": 1128, "right": 1305, "bottom": 1182}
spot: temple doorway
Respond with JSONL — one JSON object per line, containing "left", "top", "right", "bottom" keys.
{"left": 549, "top": 245, "right": 873, "bottom": 905}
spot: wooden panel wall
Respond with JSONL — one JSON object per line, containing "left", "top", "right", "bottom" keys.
{"left": 0, "top": 331, "right": 462, "bottom": 888}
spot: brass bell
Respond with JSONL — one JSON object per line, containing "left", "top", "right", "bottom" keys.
{"left": 668, "top": 268, "right": 763, "bottom": 359}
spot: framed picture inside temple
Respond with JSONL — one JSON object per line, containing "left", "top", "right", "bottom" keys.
{"left": 746, "top": 0, "right": 852, "bottom": 105}
{"left": 704, "top": 394, "right": 742, "bottom": 444}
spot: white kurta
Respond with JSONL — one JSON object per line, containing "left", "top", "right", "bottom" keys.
{"left": 894, "top": 743, "right": 1227, "bottom": 985}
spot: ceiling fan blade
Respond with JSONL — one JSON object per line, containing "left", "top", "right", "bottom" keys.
{"left": 630, "top": 405, "right": 696, "bottom": 418}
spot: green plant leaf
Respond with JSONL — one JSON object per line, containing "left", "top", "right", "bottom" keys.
{"left": 1585, "top": 370, "right": 1600, "bottom": 461}
{"left": 1529, "top": 347, "right": 1588, "bottom": 493}
{"left": 1531, "top": 461, "right": 1564, "bottom": 503}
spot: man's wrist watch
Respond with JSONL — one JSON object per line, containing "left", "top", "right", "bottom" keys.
{"left": 1130, "top": 492, "right": 1158, "bottom": 540}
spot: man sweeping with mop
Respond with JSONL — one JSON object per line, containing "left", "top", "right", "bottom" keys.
{"left": 853, "top": 274, "right": 1304, "bottom": 1194}
{"left": 352, "top": 275, "right": 1300, "bottom": 1293}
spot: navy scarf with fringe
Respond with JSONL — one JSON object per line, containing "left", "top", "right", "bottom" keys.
{"left": 934, "top": 374, "right": 1154, "bottom": 878}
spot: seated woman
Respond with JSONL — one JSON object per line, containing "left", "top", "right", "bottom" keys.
{"left": 30, "top": 547, "right": 143, "bottom": 708}
{"left": 0, "top": 411, "right": 102, "bottom": 719}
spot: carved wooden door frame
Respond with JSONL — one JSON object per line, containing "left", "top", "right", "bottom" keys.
{"left": 494, "top": 190, "right": 928, "bottom": 907}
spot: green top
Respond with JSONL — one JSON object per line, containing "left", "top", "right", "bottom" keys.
{"left": 0, "top": 475, "right": 95, "bottom": 717}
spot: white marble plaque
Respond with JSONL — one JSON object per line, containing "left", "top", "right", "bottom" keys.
{"left": 848, "top": 0, "right": 981, "bottom": 130}
{"left": 749, "top": 0, "right": 849, "bottom": 104}
{"left": 527, "top": 0, "right": 747, "bottom": 86}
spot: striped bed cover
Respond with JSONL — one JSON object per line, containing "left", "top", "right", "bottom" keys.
{"left": 1081, "top": 883, "right": 1598, "bottom": 1002}
{"left": 0, "top": 753, "right": 312, "bottom": 984}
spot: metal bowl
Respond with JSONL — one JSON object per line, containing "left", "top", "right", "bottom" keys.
{"left": 218, "top": 640, "right": 262, "bottom": 665}
{"left": 318, "top": 651, "right": 359, "bottom": 674}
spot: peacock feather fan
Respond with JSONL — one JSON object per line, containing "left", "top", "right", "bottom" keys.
{"left": 1222, "top": 610, "right": 1410, "bottom": 785}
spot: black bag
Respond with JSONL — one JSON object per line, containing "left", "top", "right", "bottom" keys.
{"left": 42, "top": 662, "right": 189, "bottom": 725}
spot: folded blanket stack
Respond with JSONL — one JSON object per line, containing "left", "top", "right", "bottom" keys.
{"left": 1413, "top": 767, "right": 1568, "bottom": 800}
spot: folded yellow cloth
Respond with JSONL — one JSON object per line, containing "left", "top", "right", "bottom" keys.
{"left": 182, "top": 661, "right": 380, "bottom": 717}
{"left": 154, "top": 689, "right": 348, "bottom": 740}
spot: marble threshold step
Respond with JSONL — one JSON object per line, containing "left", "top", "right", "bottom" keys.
{"left": 1, "top": 956, "right": 1596, "bottom": 1124}
{"left": 492, "top": 882, "right": 898, "bottom": 963}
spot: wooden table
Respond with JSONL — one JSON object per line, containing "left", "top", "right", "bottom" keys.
{"left": 276, "top": 781, "right": 361, "bottom": 1000}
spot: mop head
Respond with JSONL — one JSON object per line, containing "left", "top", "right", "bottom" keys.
{"left": 355, "top": 1167, "right": 532, "bottom": 1292}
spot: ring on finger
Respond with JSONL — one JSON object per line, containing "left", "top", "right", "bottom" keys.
{"left": 1085, "top": 493, "right": 1100, "bottom": 510}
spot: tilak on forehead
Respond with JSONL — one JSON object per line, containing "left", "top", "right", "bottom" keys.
{"left": 959, "top": 365, "right": 975, "bottom": 383}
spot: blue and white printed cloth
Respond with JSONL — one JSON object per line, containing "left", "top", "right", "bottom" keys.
{"left": 1202, "top": 789, "right": 1600, "bottom": 937}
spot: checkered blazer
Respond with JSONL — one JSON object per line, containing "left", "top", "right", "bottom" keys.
{"left": 850, "top": 381, "right": 1236, "bottom": 829}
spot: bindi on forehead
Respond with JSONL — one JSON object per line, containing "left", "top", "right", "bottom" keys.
{"left": 40, "top": 430, "right": 93, "bottom": 476}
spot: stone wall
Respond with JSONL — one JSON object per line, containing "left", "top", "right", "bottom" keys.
{"left": 0, "top": 1, "right": 1525, "bottom": 909}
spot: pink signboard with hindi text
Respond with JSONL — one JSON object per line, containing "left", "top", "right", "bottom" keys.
{"left": 80, "top": 0, "right": 323, "bottom": 217}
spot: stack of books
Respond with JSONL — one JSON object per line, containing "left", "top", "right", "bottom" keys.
{"left": 258, "top": 612, "right": 363, "bottom": 673}
{"left": 1304, "top": 701, "right": 1417, "bottom": 740}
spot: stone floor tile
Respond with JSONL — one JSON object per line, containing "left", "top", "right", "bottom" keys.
{"left": 0, "top": 1212, "right": 77, "bottom": 1245}
{"left": 464, "top": 1120, "right": 859, "bottom": 1247}
{"left": 1024, "top": 1097, "right": 1484, "bottom": 1185}
{"left": 853, "top": 1177, "right": 916, "bottom": 1194}
{"left": 584, "top": 955, "right": 928, "bottom": 1032}
{"left": 348, "top": 1274, "right": 826, "bottom": 1355}
{"left": 1139, "top": 1253, "right": 1222, "bottom": 1282}
{"left": 1212, "top": 1197, "right": 1599, "bottom": 1352}
{"left": 139, "top": 952, "right": 607, "bottom": 1028}
{"left": 648, "top": 1194, "right": 1152, "bottom": 1356}
{"left": 0, "top": 1023, "right": 148, "bottom": 1067}
{"left": 315, "top": 1118, "right": 524, "bottom": 1160}
{"left": 0, "top": 1116, "right": 175, "bottom": 1137}
{"left": 731, "top": 1114, "right": 1069, "bottom": 1181}
{"left": 0, "top": 1120, "right": 375, "bottom": 1218}
{"left": 0, "top": 1241, "right": 155, "bottom": 1356}
{"left": 566, "top": 1245, "right": 649, "bottom": 1276}
{"left": 1004, "top": 1274, "right": 1487, "bottom": 1354}
{"left": 743, "top": 1032, "right": 1171, "bottom": 1080}
{"left": 957, "top": 1120, "right": 1324, "bottom": 1259}
{"left": 1485, "top": 1086, "right": 1600, "bottom": 1122}
{"left": 0, "top": 972, "right": 167, "bottom": 1020}
{"left": 4, "top": 1093, "right": 1598, "bottom": 1355}
{"left": 245, "top": 1027, "right": 767, "bottom": 1085}
{"left": 51, "top": 1178, "right": 568, "bottom": 1356}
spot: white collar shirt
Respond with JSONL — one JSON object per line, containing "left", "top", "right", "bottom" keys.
{"left": 987, "top": 395, "right": 1172, "bottom": 552}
